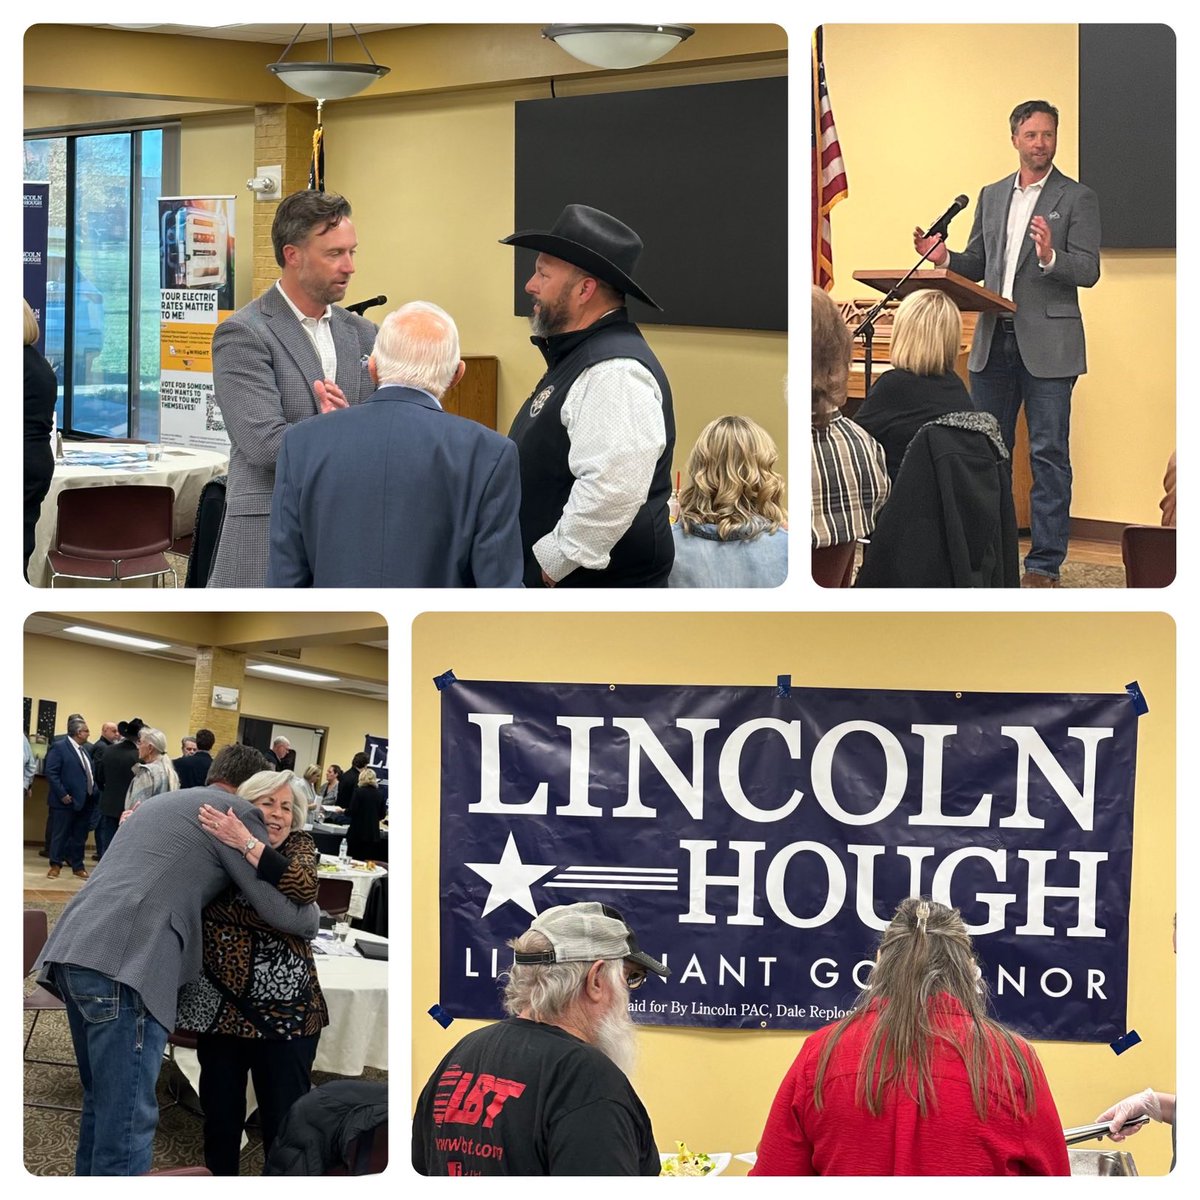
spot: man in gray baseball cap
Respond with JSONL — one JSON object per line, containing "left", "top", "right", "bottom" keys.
{"left": 413, "top": 901, "right": 668, "bottom": 1176}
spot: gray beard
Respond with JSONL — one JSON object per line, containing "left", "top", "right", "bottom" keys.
{"left": 592, "top": 998, "right": 638, "bottom": 1077}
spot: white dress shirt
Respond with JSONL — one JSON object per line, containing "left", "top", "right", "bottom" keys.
{"left": 275, "top": 280, "right": 337, "bottom": 380}
{"left": 533, "top": 358, "right": 667, "bottom": 582}
{"left": 1002, "top": 172, "right": 1055, "bottom": 299}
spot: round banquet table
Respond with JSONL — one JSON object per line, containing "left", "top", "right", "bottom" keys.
{"left": 171, "top": 929, "right": 388, "bottom": 1117}
{"left": 28, "top": 442, "right": 228, "bottom": 587}
{"left": 318, "top": 861, "right": 387, "bottom": 920}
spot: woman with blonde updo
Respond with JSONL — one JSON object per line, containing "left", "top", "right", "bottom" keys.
{"left": 668, "top": 415, "right": 788, "bottom": 587}
{"left": 854, "top": 288, "right": 975, "bottom": 484}
{"left": 752, "top": 897, "right": 1069, "bottom": 1176}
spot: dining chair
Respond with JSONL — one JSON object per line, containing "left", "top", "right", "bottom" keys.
{"left": 24, "top": 909, "right": 82, "bottom": 1111}
{"left": 1121, "top": 525, "right": 1175, "bottom": 588}
{"left": 184, "top": 473, "right": 227, "bottom": 588}
{"left": 47, "top": 484, "right": 177, "bottom": 586}
{"left": 317, "top": 878, "right": 354, "bottom": 918}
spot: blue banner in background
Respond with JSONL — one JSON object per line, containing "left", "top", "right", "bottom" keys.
{"left": 364, "top": 732, "right": 388, "bottom": 800}
{"left": 23, "top": 182, "right": 50, "bottom": 353}
{"left": 439, "top": 681, "right": 1139, "bottom": 1042}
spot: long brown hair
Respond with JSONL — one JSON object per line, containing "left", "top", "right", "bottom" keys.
{"left": 811, "top": 286, "right": 852, "bottom": 430}
{"left": 813, "top": 898, "right": 1039, "bottom": 1119}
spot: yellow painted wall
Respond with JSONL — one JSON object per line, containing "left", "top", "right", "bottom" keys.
{"left": 412, "top": 612, "right": 1175, "bottom": 1175}
{"left": 25, "top": 25, "right": 789, "bottom": 494}
{"left": 23, "top": 633, "right": 387, "bottom": 838}
{"left": 822, "top": 24, "right": 1174, "bottom": 526}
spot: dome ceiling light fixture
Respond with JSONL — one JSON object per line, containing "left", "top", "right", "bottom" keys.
{"left": 267, "top": 24, "right": 391, "bottom": 101}
{"left": 541, "top": 23, "right": 695, "bottom": 70}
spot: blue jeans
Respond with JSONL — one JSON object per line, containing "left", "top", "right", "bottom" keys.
{"left": 53, "top": 963, "right": 170, "bottom": 1175}
{"left": 94, "top": 813, "right": 120, "bottom": 859}
{"left": 970, "top": 325, "right": 1075, "bottom": 579}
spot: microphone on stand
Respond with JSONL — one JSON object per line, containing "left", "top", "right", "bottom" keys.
{"left": 344, "top": 294, "right": 388, "bottom": 316}
{"left": 922, "top": 194, "right": 969, "bottom": 241}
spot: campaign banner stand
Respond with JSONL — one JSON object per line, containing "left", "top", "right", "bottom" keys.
{"left": 157, "top": 195, "right": 235, "bottom": 450}
{"left": 24, "top": 182, "right": 50, "bottom": 353}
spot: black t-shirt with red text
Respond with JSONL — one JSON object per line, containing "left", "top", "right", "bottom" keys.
{"left": 412, "top": 1018, "right": 659, "bottom": 1176}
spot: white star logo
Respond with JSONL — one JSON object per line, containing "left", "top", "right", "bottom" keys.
{"left": 465, "top": 832, "right": 556, "bottom": 918}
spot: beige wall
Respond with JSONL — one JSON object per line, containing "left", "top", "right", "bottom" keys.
{"left": 822, "top": 24, "right": 1174, "bottom": 526}
{"left": 25, "top": 24, "right": 789, "bottom": 495}
{"left": 413, "top": 611, "right": 1176, "bottom": 1175}
{"left": 24, "top": 633, "right": 386, "bottom": 839}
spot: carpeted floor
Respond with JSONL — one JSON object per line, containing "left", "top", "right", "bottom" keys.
{"left": 23, "top": 901, "right": 386, "bottom": 1176}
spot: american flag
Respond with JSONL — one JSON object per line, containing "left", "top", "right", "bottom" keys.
{"left": 812, "top": 27, "right": 848, "bottom": 291}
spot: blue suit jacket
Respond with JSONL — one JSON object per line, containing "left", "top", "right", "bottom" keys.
{"left": 267, "top": 385, "right": 524, "bottom": 587}
{"left": 45, "top": 737, "right": 99, "bottom": 812}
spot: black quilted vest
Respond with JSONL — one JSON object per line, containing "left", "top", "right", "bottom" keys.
{"left": 507, "top": 312, "right": 675, "bottom": 587}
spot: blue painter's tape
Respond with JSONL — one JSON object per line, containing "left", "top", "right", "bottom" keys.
{"left": 1110, "top": 1029, "right": 1141, "bottom": 1055}
{"left": 428, "top": 1003, "right": 454, "bottom": 1029}
{"left": 1125, "top": 681, "right": 1148, "bottom": 716}
{"left": 776, "top": 674, "right": 792, "bottom": 698}
{"left": 433, "top": 670, "right": 458, "bottom": 692}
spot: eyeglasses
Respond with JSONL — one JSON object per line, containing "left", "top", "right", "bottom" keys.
{"left": 624, "top": 967, "right": 647, "bottom": 990}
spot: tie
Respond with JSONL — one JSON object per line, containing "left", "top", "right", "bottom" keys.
{"left": 76, "top": 742, "right": 94, "bottom": 791}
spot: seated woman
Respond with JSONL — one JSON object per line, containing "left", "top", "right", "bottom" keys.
{"left": 751, "top": 898, "right": 1069, "bottom": 1176}
{"left": 347, "top": 766, "right": 386, "bottom": 861}
{"left": 176, "top": 770, "right": 329, "bottom": 1176}
{"left": 811, "top": 286, "right": 890, "bottom": 554}
{"left": 853, "top": 288, "right": 975, "bottom": 484}
{"left": 124, "top": 726, "right": 180, "bottom": 808}
{"left": 668, "top": 415, "right": 788, "bottom": 587}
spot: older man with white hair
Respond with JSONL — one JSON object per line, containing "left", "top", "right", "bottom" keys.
{"left": 266, "top": 299, "right": 523, "bottom": 587}
{"left": 412, "top": 902, "right": 667, "bottom": 1176}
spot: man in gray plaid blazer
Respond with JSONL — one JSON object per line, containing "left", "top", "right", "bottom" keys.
{"left": 208, "top": 191, "right": 378, "bottom": 588}
{"left": 35, "top": 744, "right": 319, "bottom": 1175}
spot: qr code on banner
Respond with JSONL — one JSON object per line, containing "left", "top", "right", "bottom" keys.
{"left": 205, "top": 399, "right": 226, "bottom": 433}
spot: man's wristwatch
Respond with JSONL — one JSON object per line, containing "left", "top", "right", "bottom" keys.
{"left": 242, "top": 836, "right": 259, "bottom": 856}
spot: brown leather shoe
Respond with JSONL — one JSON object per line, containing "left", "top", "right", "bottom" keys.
{"left": 73, "top": 868, "right": 89, "bottom": 880}
{"left": 46, "top": 865, "right": 61, "bottom": 879}
{"left": 1020, "top": 571, "right": 1060, "bottom": 588}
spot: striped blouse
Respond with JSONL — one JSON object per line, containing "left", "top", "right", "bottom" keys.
{"left": 811, "top": 412, "right": 890, "bottom": 548}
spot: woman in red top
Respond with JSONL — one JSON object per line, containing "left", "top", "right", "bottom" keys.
{"left": 751, "top": 898, "right": 1070, "bottom": 1176}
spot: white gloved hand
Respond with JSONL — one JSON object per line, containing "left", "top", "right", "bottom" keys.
{"left": 1096, "top": 1088, "right": 1162, "bottom": 1140}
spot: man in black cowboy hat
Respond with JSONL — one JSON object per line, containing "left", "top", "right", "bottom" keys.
{"left": 93, "top": 717, "right": 143, "bottom": 860}
{"left": 502, "top": 204, "right": 675, "bottom": 588}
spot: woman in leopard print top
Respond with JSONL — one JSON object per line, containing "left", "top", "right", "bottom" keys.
{"left": 176, "top": 770, "right": 328, "bottom": 1175}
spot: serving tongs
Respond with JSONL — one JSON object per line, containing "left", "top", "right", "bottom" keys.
{"left": 1063, "top": 1115, "right": 1150, "bottom": 1146}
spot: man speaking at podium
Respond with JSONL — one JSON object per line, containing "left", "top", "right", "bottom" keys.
{"left": 915, "top": 100, "right": 1100, "bottom": 588}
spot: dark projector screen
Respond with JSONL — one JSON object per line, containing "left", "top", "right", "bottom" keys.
{"left": 1079, "top": 25, "right": 1175, "bottom": 248}
{"left": 512, "top": 77, "right": 787, "bottom": 332}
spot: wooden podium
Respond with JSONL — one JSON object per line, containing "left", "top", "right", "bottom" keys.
{"left": 846, "top": 269, "right": 1031, "bottom": 529}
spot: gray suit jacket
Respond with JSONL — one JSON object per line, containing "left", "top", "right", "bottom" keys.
{"left": 267, "top": 386, "right": 525, "bottom": 587}
{"left": 948, "top": 166, "right": 1100, "bottom": 378}
{"left": 35, "top": 787, "right": 319, "bottom": 1030}
{"left": 208, "top": 284, "right": 377, "bottom": 587}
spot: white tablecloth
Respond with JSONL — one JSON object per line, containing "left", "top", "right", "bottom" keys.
{"left": 30, "top": 442, "right": 228, "bottom": 587}
{"left": 172, "top": 929, "right": 388, "bottom": 1102}
{"left": 318, "top": 863, "right": 386, "bottom": 920}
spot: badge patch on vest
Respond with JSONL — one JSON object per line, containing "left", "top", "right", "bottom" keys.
{"left": 530, "top": 386, "right": 554, "bottom": 417}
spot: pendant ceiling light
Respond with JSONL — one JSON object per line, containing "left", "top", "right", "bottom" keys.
{"left": 542, "top": 23, "right": 695, "bottom": 70}
{"left": 268, "top": 24, "right": 390, "bottom": 101}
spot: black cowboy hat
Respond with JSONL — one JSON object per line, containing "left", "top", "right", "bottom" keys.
{"left": 118, "top": 717, "right": 145, "bottom": 740}
{"left": 500, "top": 203, "right": 661, "bottom": 310}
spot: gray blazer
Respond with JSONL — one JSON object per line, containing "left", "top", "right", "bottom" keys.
{"left": 948, "top": 166, "right": 1101, "bottom": 378}
{"left": 35, "top": 787, "right": 319, "bottom": 1030}
{"left": 208, "top": 284, "right": 377, "bottom": 588}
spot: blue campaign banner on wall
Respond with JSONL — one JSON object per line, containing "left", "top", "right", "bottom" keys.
{"left": 439, "top": 680, "right": 1140, "bottom": 1042}
{"left": 364, "top": 733, "right": 388, "bottom": 799}
{"left": 24, "top": 182, "right": 50, "bottom": 353}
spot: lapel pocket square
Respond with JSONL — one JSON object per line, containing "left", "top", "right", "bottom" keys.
{"left": 1047, "top": 211, "right": 1061, "bottom": 220}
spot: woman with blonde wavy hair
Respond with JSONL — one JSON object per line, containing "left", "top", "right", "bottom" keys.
{"left": 854, "top": 287, "right": 976, "bottom": 484}
{"left": 751, "top": 897, "right": 1069, "bottom": 1176}
{"left": 668, "top": 415, "right": 788, "bottom": 587}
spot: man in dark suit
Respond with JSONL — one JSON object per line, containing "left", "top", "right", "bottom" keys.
{"left": 43, "top": 715, "right": 99, "bottom": 879}
{"left": 267, "top": 301, "right": 523, "bottom": 587}
{"left": 93, "top": 718, "right": 142, "bottom": 860}
{"left": 209, "top": 190, "right": 378, "bottom": 587}
{"left": 35, "top": 743, "right": 318, "bottom": 1176}
{"left": 174, "top": 727, "right": 215, "bottom": 787}
{"left": 915, "top": 100, "right": 1100, "bottom": 588}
